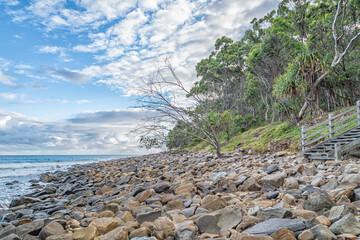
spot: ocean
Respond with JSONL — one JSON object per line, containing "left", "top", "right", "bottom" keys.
{"left": 0, "top": 155, "right": 131, "bottom": 208}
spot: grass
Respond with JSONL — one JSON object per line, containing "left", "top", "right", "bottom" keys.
{"left": 181, "top": 105, "right": 359, "bottom": 155}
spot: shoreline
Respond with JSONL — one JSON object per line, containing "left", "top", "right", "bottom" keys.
{"left": 1, "top": 151, "right": 360, "bottom": 239}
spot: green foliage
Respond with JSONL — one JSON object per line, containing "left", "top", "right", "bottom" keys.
{"left": 163, "top": 0, "right": 360, "bottom": 153}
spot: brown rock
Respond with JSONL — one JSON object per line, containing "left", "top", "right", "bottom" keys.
{"left": 298, "top": 230, "right": 314, "bottom": 240}
{"left": 153, "top": 217, "right": 175, "bottom": 240}
{"left": 316, "top": 215, "right": 331, "bottom": 227}
{"left": 100, "top": 226, "right": 129, "bottom": 240}
{"left": 46, "top": 233, "right": 73, "bottom": 240}
{"left": 201, "top": 195, "right": 218, "bottom": 205}
{"left": 175, "top": 183, "right": 196, "bottom": 195}
{"left": 237, "top": 232, "right": 273, "bottom": 240}
{"left": 162, "top": 194, "right": 175, "bottom": 204}
{"left": 121, "top": 211, "right": 135, "bottom": 223}
{"left": 336, "top": 233, "right": 357, "bottom": 240}
{"left": 202, "top": 198, "right": 227, "bottom": 211}
{"left": 66, "top": 219, "right": 81, "bottom": 228}
{"left": 166, "top": 199, "right": 185, "bottom": 211}
{"left": 72, "top": 227, "right": 97, "bottom": 240}
{"left": 270, "top": 227, "right": 296, "bottom": 240}
{"left": 291, "top": 210, "right": 317, "bottom": 220}
{"left": 89, "top": 218, "right": 118, "bottom": 235}
{"left": 95, "top": 187, "right": 114, "bottom": 195}
{"left": 99, "top": 210, "right": 115, "bottom": 218}
{"left": 136, "top": 189, "right": 156, "bottom": 202}
{"left": 282, "top": 194, "right": 295, "bottom": 205}
{"left": 236, "top": 216, "right": 260, "bottom": 231}
{"left": 39, "top": 221, "right": 66, "bottom": 240}
{"left": 129, "top": 227, "right": 149, "bottom": 238}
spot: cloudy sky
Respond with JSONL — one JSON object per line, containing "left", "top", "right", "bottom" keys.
{"left": 0, "top": 0, "right": 279, "bottom": 155}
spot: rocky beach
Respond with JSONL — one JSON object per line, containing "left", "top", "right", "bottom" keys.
{"left": 1, "top": 150, "right": 360, "bottom": 240}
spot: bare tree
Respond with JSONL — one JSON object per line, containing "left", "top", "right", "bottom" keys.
{"left": 297, "top": 0, "right": 359, "bottom": 120}
{"left": 135, "top": 59, "right": 225, "bottom": 158}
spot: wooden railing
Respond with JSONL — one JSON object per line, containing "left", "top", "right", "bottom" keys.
{"left": 301, "top": 100, "right": 360, "bottom": 152}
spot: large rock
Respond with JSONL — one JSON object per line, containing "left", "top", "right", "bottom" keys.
{"left": 175, "top": 183, "right": 196, "bottom": 195}
{"left": 304, "top": 191, "right": 336, "bottom": 214}
{"left": 73, "top": 227, "right": 97, "bottom": 240}
{"left": 89, "top": 217, "right": 118, "bottom": 235}
{"left": 152, "top": 182, "right": 171, "bottom": 193}
{"left": 0, "top": 220, "right": 45, "bottom": 238}
{"left": 243, "top": 218, "right": 306, "bottom": 236}
{"left": 243, "top": 176, "right": 261, "bottom": 191}
{"left": 256, "top": 208, "right": 292, "bottom": 221}
{"left": 46, "top": 233, "right": 73, "bottom": 240}
{"left": 270, "top": 227, "right": 296, "bottom": 240}
{"left": 100, "top": 226, "right": 129, "bottom": 240}
{"left": 328, "top": 205, "right": 356, "bottom": 223}
{"left": 136, "top": 209, "right": 162, "bottom": 224}
{"left": 310, "top": 224, "right": 336, "bottom": 240}
{"left": 39, "top": 221, "right": 66, "bottom": 240}
{"left": 260, "top": 172, "right": 285, "bottom": 188}
{"left": 329, "top": 213, "right": 360, "bottom": 235}
{"left": 153, "top": 217, "right": 175, "bottom": 240}
{"left": 195, "top": 212, "right": 221, "bottom": 234}
{"left": 136, "top": 189, "right": 156, "bottom": 202}
{"left": 217, "top": 207, "right": 243, "bottom": 230}
{"left": 175, "top": 226, "right": 196, "bottom": 240}
{"left": 1, "top": 234, "right": 20, "bottom": 240}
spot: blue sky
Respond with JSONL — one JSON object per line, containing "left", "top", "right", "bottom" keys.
{"left": 0, "top": 0, "right": 279, "bottom": 155}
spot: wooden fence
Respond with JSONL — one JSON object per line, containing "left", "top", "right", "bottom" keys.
{"left": 301, "top": 100, "right": 360, "bottom": 152}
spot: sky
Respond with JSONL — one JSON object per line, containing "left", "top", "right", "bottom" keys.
{"left": 0, "top": 0, "right": 279, "bottom": 155}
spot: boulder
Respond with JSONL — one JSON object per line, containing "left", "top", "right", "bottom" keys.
{"left": 260, "top": 172, "right": 285, "bottom": 188}
{"left": 329, "top": 213, "right": 360, "bottom": 235}
{"left": 243, "top": 218, "right": 306, "bottom": 236}
{"left": 89, "top": 217, "right": 118, "bottom": 235}
{"left": 310, "top": 224, "right": 336, "bottom": 240}
{"left": 39, "top": 221, "right": 66, "bottom": 240}
{"left": 153, "top": 217, "right": 175, "bottom": 240}
{"left": 304, "top": 191, "right": 336, "bottom": 214}
{"left": 100, "top": 226, "right": 129, "bottom": 240}
{"left": 72, "top": 227, "right": 97, "bottom": 240}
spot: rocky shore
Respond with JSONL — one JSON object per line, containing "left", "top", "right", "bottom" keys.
{"left": 1, "top": 150, "right": 360, "bottom": 240}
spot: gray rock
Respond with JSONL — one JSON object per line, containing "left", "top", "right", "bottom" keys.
{"left": 211, "top": 172, "right": 227, "bottom": 180}
{"left": 304, "top": 191, "right": 336, "bottom": 214}
{"left": 329, "top": 213, "right": 360, "bottom": 235}
{"left": 39, "top": 221, "right": 66, "bottom": 240}
{"left": 0, "top": 220, "right": 45, "bottom": 238}
{"left": 0, "top": 234, "right": 21, "bottom": 240}
{"left": 182, "top": 206, "right": 197, "bottom": 218}
{"left": 328, "top": 205, "right": 356, "bottom": 223}
{"left": 131, "top": 238, "right": 156, "bottom": 240}
{"left": 310, "top": 224, "right": 336, "bottom": 240}
{"left": 70, "top": 211, "right": 84, "bottom": 221}
{"left": 256, "top": 208, "right": 292, "bottom": 221}
{"left": 194, "top": 207, "right": 209, "bottom": 215}
{"left": 195, "top": 213, "right": 221, "bottom": 234}
{"left": 260, "top": 172, "right": 285, "bottom": 188}
{"left": 243, "top": 218, "right": 305, "bottom": 236}
{"left": 175, "top": 226, "right": 196, "bottom": 240}
{"left": 136, "top": 209, "right": 162, "bottom": 224}
{"left": 217, "top": 207, "right": 242, "bottom": 230}
{"left": 235, "top": 176, "right": 247, "bottom": 187}
{"left": 152, "top": 182, "right": 170, "bottom": 193}
{"left": 266, "top": 164, "right": 278, "bottom": 174}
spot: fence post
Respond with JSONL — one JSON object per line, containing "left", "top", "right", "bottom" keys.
{"left": 335, "top": 143, "right": 341, "bottom": 161}
{"left": 301, "top": 126, "right": 305, "bottom": 152}
{"left": 329, "top": 113, "right": 334, "bottom": 138}
{"left": 357, "top": 100, "right": 360, "bottom": 125}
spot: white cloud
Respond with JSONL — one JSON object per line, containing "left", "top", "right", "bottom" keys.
{"left": 0, "top": 109, "right": 151, "bottom": 155}
{"left": 76, "top": 100, "right": 89, "bottom": 104}
{"left": 38, "top": 46, "right": 65, "bottom": 54}
{"left": 0, "top": 93, "right": 18, "bottom": 101}
{"left": 0, "top": 71, "right": 16, "bottom": 86}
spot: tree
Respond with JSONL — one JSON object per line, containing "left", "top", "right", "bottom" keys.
{"left": 136, "top": 59, "right": 228, "bottom": 158}
{"left": 295, "top": 0, "right": 360, "bottom": 120}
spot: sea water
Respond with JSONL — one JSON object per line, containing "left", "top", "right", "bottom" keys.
{"left": 0, "top": 155, "right": 130, "bottom": 208}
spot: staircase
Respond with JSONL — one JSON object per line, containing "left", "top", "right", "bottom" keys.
{"left": 302, "top": 101, "right": 360, "bottom": 161}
